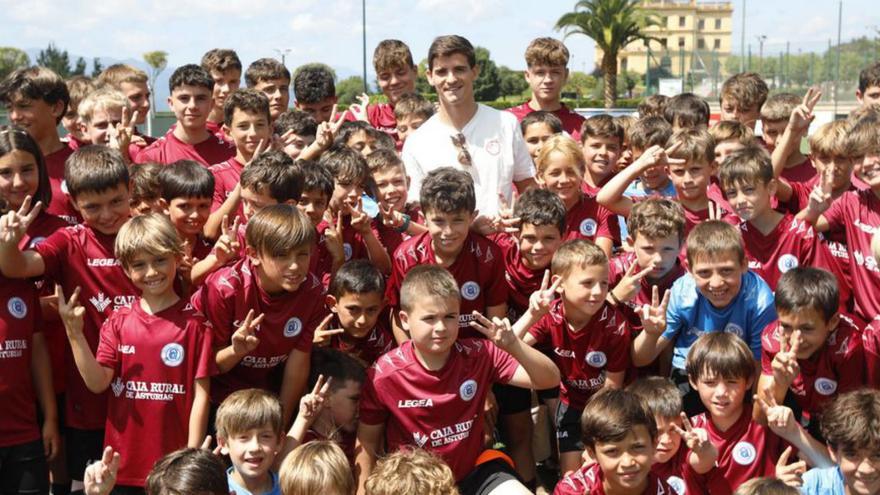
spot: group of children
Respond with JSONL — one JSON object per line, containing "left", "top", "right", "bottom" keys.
{"left": 2, "top": 32, "right": 880, "bottom": 495}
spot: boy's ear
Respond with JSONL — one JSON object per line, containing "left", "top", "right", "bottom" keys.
{"left": 325, "top": 294, "right": 338, "bottom": 311}
{"left": 766, "top": 178, "right": 778, "bottom": 197}
{"left": 398, "top": 310, "right": 410, "bottom": 331}
{"left": 688, "top": 375, "right": 699, "bottom": 391}
{"left": 167, "top": 95, "right": 174, "bottom": 109}
{"left": 625, "top": 235, "right": 635, "bottom": 247}
{"left": 51, "top": 100, "right": 65, "bottom": 120}
{"left": 221, "top": 124, "right": 230, "bottom": 136}
{"left": 245, "top": 245, "right": 260, "bottom": 265}
{"left": 157, "top": 198, "right": 169, "bottom": 214}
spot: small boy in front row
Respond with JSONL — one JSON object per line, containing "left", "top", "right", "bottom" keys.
{"left": 356, "top": 265, "right": 561, "bottom": 495}
{"left": 57, "top": 213, "right": 215, "bottom": 489}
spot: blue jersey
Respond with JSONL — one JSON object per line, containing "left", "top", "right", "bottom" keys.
{"left": 801, "top": 466, "right": 845, "bottom": 495}
{"left": 663, "top": 270, "right": 776, "bottom": 370}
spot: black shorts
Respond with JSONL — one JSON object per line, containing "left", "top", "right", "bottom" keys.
{"left": 65, "top": 428, "right": 104, "bottom": 482}
{"left": 457, "top": 458, "right": 521, "bottom": 495}
{"left": 493, "top": 383, "right": 531, "bottom": 416}
{"left": 0, "top": 439, "right": 49, "bottom": 495}
{"left": 111, "top": 486, "right": 146, "bottom": 495}
{"left": 554, "top": 402, "right": 584, "bottom": 453}
{"left": 536, "top": 386, "right": 560, "bottom": 403}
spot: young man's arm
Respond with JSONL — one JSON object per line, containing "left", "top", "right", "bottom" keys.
{"left": 361, "top": 229, "right": 392, "bottom": 274}
{"left": 757, "top": 395, "right": 833, "bottom": 469}
{"left": 279, "top": 348, "right": 310, "bottom": 427}
{"left": 470, "top": 313, "right": 560, "bottom": 390}
{"left": 632, "top": 333, "right": 673, "bottom": 367}
{"left": 597, "top": 144, "right": 682, "bottom": 216}
{"left": 31, "top": 332, "right": 60, "bottom": 461}
{"left": 355, "top": 422, "right": 386, "bottom": 495}
{"left": 187, "top": 377, "right": 210, "bottom": 448}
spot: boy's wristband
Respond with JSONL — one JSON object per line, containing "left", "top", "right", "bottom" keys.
{"left": 608, "top": 290, "right": 621, "bottom": 306}
{"left": 395, "top": 214, "right": 411, "bottom": 233}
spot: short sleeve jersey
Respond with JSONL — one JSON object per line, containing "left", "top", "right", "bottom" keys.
{"left": 0, "top": 275, "right": 42, "bottom": 447}
{"left": 780, "top": 156, "right": 817, "bottom": 184}
{"left": 209, "top": 157, "right": 246, "bottom": 225}
{"left": 34, "top": 224, "right": 139, "bottom": 429}
{"left": 563, "top": 195, "right": 621, "bottom": 244}
{"left": 663, "top": 270, "right": 777, "bottom": 370}
{"left": 95, "top": 299, "right": 216, "bottom": 486}
{"left": 385, "top": 232, "right": 507, "bottom": 338}
{"left": 822, "top": 189, "right": 880, "bottom": 321}
{"left": 860, "top": 317, "right": 880, "bottom": 386}
{"left": 490, "top": 233, "right": 544, "bottom": 319}
{"left": 359, "top": 339, "right": 519, "bottom": 481}
{"left": 134, "top": 131, "right": 235, "bottom": 166}
{"left": 44, "top": 145, "right": 79, "bottom": 224}
{"left": 328, "top": 315, "right": 397, "bottom": 366}
{"left": 528, "top": 300, "right": 630, "bottom": 409}
{"left": 402, "top": 104, "right": 535, "bottom": 218}
{"left": 760, "top": 315, "right": 864, "bottom": 418}
{"left": 553, "top": 463, "right": 673, "bottom": 495}
{"left": 608, "top": 252, "right": 686, "bottom": 334}
{"left": 191, "top": 257, "right": 326, "bottom": 404}
{"left": 506, "top": 102, "right": 586, "bottom": 142}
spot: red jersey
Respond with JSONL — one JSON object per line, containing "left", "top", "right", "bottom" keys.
{"left": 134, "top": 131, "right": 235, "bottom": 166}
{"left": 527, "top": 300, "right": 630, "bottom": 409}
{"left": 860, "top": 317, "right": 880, "bottom": 386}
{"left": 367, "top": 103, "right": 399, "bottom": 145}
{"left": 780, "top": 157, "right": 817, "bottom": 184}
{"left": 44, "top": 145, "right": 79, "bottom": 224}
{"left": 34, "top": 224, "right": 138, "bottom": 429}
{"left": 359, "top": 339, "right": 519, "bottom": 481}
{"left": 209, "top": 157, "right": 246, "bottom": 224}
{"left": 490, "top": 233, "right": 544, "bottom": 318}
{"left": 507, "top": 102, "right": 585, "bottom": 142}
{"left": 328, "top": 315, "right": 396, "bottom": 366}
{"left": 0, "top": 275, "right": 42, "bottom": 447}
{"left": 553, "top": 463, "right": 674, "bottom": 495}
{"left": 608, "top": 252, "right": 686, "bottom": 334}
{"left": 65, "top": 135, "right": 87, "bottom": 151}
{"left": 688, "top": 410, "right": 784, "bottom": 495}
{"left": 581, "top": 175, "right": 612, "bottom": 197}
{"left": 563, "top": 195, "right": 620, "bottom": 244}
{"left": 192, "top": 258, "right": 326, "bottom": 404}
{"left": 386, "top": 232, "right": 508, "bottom": 339}
{"left": 205, "top": 121, "right": 230, "bottom": 142}
{"left": 761, "top": 315, "right": 864, "bottom": 419}
{"left": 311, "top": 221, "right": 335, "bottom": 288}
{"left": 95, "top": 299, "right": 215, "bottom": 486}
{"left": 822, "top": 189, "right": 880, "bottom": 321}
{"left": 652, "top": 447, "right": 691, "bottom": 495}
{"left": 374, "top": 205, "right": 423, "bottom": 257}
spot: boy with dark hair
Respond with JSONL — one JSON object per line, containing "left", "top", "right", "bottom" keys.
{"left": 664, "top": 93, "right": 711, "bottom": 130}
{"left": 297, "top": 160, "right": 341, "bottom": 286}
{"left": 366, "top": 148, "right": 427, "bottom": 255}
{"left": 293, "top": 64, "right": 337, "bottom": 123}
{"left": 553, "top": 388, "right": 674, "bottom": 495}
{"left": 385, "top": 167, "right": 508, "bottom": 341}
{"left": 507, "top": 37, "right": 584, "bottom": 140}
{"left": 760, "top": 92, "right": 816, "bottom": 183}
{"left": 520, "top": 110, "right": 563, "bottom": 161}
{"left": 579, "top": 114, "right": 623, "bottom": 195}
{"left": 356, "top": 264, "right": 560, "bottom": 495}
{"left": 200, "top": 48, "right": 242, "bottom": 132}
{"left": 237, "top": 150, "right": 303, "bottom": 220}
{"left": 0, "top": 66, "right": 77, "bottom": 222}
{"left": 135, "top": 65, "right": 235, "bottom": 166}
{"left": 857, "top": 62, "right": 880, "bottom": 107}
{"left": 720, "top": 72, "right": 769, "bottom": 130}
{"left": 244, "top": 58, "right": 290, "bottom": 122}
{"left": 0, "top": 145, "right": 137, "bottom": 489}
{"left": 192, "top": 205, "right": 326, "bottom": 428}
{"left": 363, "top": 39, "right": 419, "bottom": 144}
{"left": 758, "top": 267, "right": 864, "bottom": 437}
{"left": 393, "top": 92, "right": 434, "bottom": 147}
{"left": 129, "top": 162, "right": 163, "bottom": 215}
{"left": 336, "top": 120, "right": 379, "bottom": 156}
{"left": 275, "top": 109, "right": 317, "bottom": 159}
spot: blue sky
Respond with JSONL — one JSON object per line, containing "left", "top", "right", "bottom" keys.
{"left": 2, "top": 0, "right": 878, "bottom": 108}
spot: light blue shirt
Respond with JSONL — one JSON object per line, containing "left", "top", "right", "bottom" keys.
{"left": 801, "top": 466, "right": 846, "bottom": 495}
{"left": 227, "top": 467, "right": 281, "bottom": 495}
{"left": 663, "top": 270, "right": 777, "bottom": 370}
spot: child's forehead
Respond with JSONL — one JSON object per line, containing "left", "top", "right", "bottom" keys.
{"left": 409, "top": 294, "right": 460, "bottom": 313}
{"left": 172, "top": 84, "right": 212, "bottom": 96}
{"left": 528, "top": 63, "right": 567, "bottom": 72}
{"left": 583, "top": 135, "right": 620, "bottom": 146}
{"left": 231, "top": 107, "right": 268, "bottom": 122}
{"left": 596, "top": 425, "right": 653, "bottom": 447}
{"left": 75, "top": 182, "right": 129, "bottom": 203}
{"left": 337, "top": 290, "right": 383, "bottom": 304}
{"left": 255, "top": 77, "right": 290, "bottom": 89}
{"left": 524, "top": 122, "right": 555, "bottom": 135}
{"left": 170, "top": 195, "right": 212, "bottom": 204}
{"left": 301, "top": 188, "right": 329, "bottom": 200}
{"left": 424, "top": 208, "right": 472, "bottom": 219}
{"left": 690, "top": 251, "right": 743, "bottom": 268}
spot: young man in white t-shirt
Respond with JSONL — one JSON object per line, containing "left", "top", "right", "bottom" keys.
{"left": 402, "top": 35, "right": 535, "bottom": 225}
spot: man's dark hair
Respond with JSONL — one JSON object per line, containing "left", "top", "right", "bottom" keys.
{"left": 169, "top": 64, "right": 214, "bottom": 93}
{"left": 293, "top": 64, "right": 336, "bottom": 104}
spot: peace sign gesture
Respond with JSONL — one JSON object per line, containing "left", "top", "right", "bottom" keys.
{"left": 298, "top": 374, "right": 334, "bottom": 424}
{"left": 707, "top": 200, "right": 723, "bottom": 221}
{"left": 807, "top": 166, "right": 834, "bottom": 216}
{"left": 610, "top": 260, "right": 653, "bottom": 305}
{"left": 55, "top": 285, "right": 86, "bottom": 338}
{"left": 108, "top": 106, "right": 138, "bottom": 162}
{"left": 639, "top": 285, "right": 671, "bottom": 337}
{"left": 83, "top": 446, "right": 121, "bottom": 495}
{"left": 348, "top": 93, "right": 370, "bottom": 122}
{"left": 528, "top": 270, "right": 562, "bottom": 316}
{"left": 633, "top": 141, "right": 685, "bottom": 173}
{"left": 755, "top": 394, "right": 798, "bottom": 438}
{"left": 214, "top": 214, "right": 242, "bottom": 265}
{"left": 347, "top": 197, "right": 372, "bottom": 234}
{"left": 312, "top": 313, "right": 345, "bottom": 346}
{"left": 0, "top": 195, "right": 42, "bottom": 245}
{"left": 789, "top": 87, "right": 822, "bottom": 135}
{"left": 771, "top": 329, "right": 801, "bottom": 388}
{"left": 231, "top": 310, "right": 264, "bottom": 356}
{"left": 491, "top": 193, "right": 521, "bottom": 234}
{"left": 775, "top": 446, "right": 807, "bottom": 488}
{"left": 672, "top": 412, "right": 713, "bottom": 456}
{"left": 469, "top": 312, "right": 517, "bottom": 352}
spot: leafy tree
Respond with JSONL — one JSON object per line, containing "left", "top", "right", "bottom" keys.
{"left": 90, "top": 58, "right": 104, "bottom": 78}
{"left": 556, "top": 0, "right": 658, "bottom": 108}
{"left": 0, "top": 47, "right": 29, "bottom": 80}
{"left": 562, "top": 71, "right": 597, "bottom": 99}
{"left": 72, "top": 57, "right": 87, "bottom": 77}
{"left": 37, "top": 42, "right": 72, "bottom": 78}
{"left": 498, "top": 66, "right": 529, "bottom": 99}
{"left": 473, "top": 46, "right": 500, "bottom": 102}
{"left": 416, "top": 59, "right": 435, "bottom": 95}
{"left": 336, "top": 76, "right": 366, "bottom": 105}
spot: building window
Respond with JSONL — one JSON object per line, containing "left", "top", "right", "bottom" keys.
{"left": 715, "top": 18, "right": 722, "bottom": 29}
{"left": 679, "top": 16, "right": 686, "bottom": 27}
{"left": 714, "top": 38, "right": 721, "bottom": 49}
{"left": 662, "top": 16, "right": 668, "bottom": 27}
{"left": 660, "top": 38, "right": 668, "bottom": 48}
{"left": 698, "top": 38, "right": 705, "bottom": 49}
{"left": 698, "top": 19, "right": 705, "bottom": 30}
{"left": 678, "top": 37, "right": 685, "bottom": 47}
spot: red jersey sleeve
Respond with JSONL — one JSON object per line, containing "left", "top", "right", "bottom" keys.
{"left": 296, "top": 304, "right": 328, "bottom": 354}
{"left": 32, "top": 227, "right": 71, "bottom": 281}
{"left": 834, "top": 320, "right": 866, "bottom": 395}
{"left": 822, "top": 191, "right": 851, "bottom": 230}
{"left": 527, "top": 315, "right": 552, "bottom": 347}
{"left": 385, "top": 258, "right": 405, "bottom": 309}
{"left": 192, "top": 319, "right": 218, "bottom": 380}
{"left": 864, "top": 320, "right": 880, "bottom": 387}
{"left": 595, "top": 204, "right": 621, "bottom": 243}
{"left": 94, "top": 311, "right": 122, "bottom": 373}
{"left": 760, "top": 323, "right": 780, "bottom": 376}
{"left": 483, "top": 243, "right": 508, "bottom": 307}
{"left": 487, "top": 342, "right": 520, "bottom": 385}
{"left": 191, "top": 279, "right": 235, "bottom": 347}
{"left": 358, "top": 368, "right": 390, "bottom": 425}
{"left": 604, "top": 315, "right": 631, "bottom": 373}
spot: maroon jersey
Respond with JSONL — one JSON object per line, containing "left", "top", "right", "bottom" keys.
{"left": 205, "top": 121, "right": 230, "bottom": 142}
{"left": 688, "top": 411, "right": 784, "bottom": 495}
{"left": 34, "top": 224, "right": 138, "bottom": 429}
{"left": 0, "top": 275, "right": 42, "bottom": 447}
{"left": 553, "top": 463, "right": 673, "bottom": 495}
{"left": 95, "top": 299, "right": 215, "bottom": 486}
{"left": 328, "top": 315, "right": 396, "bottom": 366}
{"left": 367, "top": 103, "right": 399, "bottom": 145}
{"left": 311, "top": 221, "right": 335, "bottom": 288}
{"left": 359, "top": 339, "right": 519, "bottom": 481}
{"left": 780, "top": 157, "right": 817, "bottom": 184}
{"left": 740, "top": 215, "right": 835, "bottom": 290}
{"left": 374, "top": 205, "right": 423, "bottom": 257}
{"left": 44, "top": 145, "right": 79, "bottom": 224}
{"left": 863, "top": 317, "right": 880, "bottom": 386}
{"left": 507, "top": 102, "right": 585, "bottom": 142}
{"left": 563, "top": 195, "right": 620, "bottom": 244}
{"left": 608, "top": 252, "right": 686, "bottom": 334}
{"left": 528, "top": 300, "right": 630, "bottom": 409}
{"left": 823, "top": 189, "right": 880, "bottom": 321}
{"left": 209, "top": 157, "right": 245, "bottom": 224}
{"left": 652, "top": 447, "right": 691, "bottom": 495}
{"left": 490, "top": 233, "right": 544, "bottom": 318}
{"left": 134, "top": 131, "right": 235, "bottom": 166}
{"left": 761, "top": 315, "right": 864, "bottom": 421}
{"left": 386, "top": 232, "right": 508, "bottom": 339}
{"left": 191, "top": 257, "right": 326, "bottom": 404}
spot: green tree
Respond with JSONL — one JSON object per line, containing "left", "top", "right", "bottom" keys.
{"left": 556, "top": 0, "right": 658, "bottom": 108}
{"left": 416, "top": 59, "right": 435, "bottom": 96}
{"left": 498, "top": 66, "right": 529, "bottom": 99}
{"left": 90, "top": 58, "right": 104, "bottom": 78}
{"left": 37, "top": 42, "right": 72, "bottom": 78}
{"left": 0, "top": 47, "right": 30, "bottom": 80}
{"left": 72, "top": 56, "right": 87, "bottom": 77}
{"left": 562, "top": 71, "right": 597, "bottom": 99}
{"left": 473, "top": 46, "right": 500, "bottom": 102}
{"left": 336, "top": 76, "right": 366, "bottom": 105}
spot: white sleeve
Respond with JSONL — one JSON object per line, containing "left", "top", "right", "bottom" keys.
{"left": 510, "top": 118, "right": 536, "bottom": 182}
{"left": 401, "top": 141, "right": 425, "bottom": 204}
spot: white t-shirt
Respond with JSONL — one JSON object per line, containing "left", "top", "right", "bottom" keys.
{"left": 401, "top": 104, "right": 535, "bottom": 217}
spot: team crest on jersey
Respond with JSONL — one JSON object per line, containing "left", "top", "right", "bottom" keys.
{"left": 732, "top": 441, "right": 757, "bottom": 465}
{"left": 666, "top": 476, "right": 685, "bottom": 495}
{"left": 459, "top": 379, "right": 478, "bottom": 401}
{"left": 579, "top": 218, "right": 598, "bottom": 237}
{"left": 724, "top": 323, "right": 744, "bottom": 338}
{"left": 814, "top": 377, "right": 838, "bottom": 395}
{"left": 283, "top": 317, "right": 303, "bottom": 338}
{"left": 111, "top": 377, "right": 124, "bottom": 397}
{"left": 343, "top": 243, "right": 353, "bottom": 261}
{"left": 777, "top": 254, "right": 799, "bottom": 272}
{"left": 485, "top": 139, "right": 501, "bottom": 156}
{"left": 585, "top": 351, "right": 607, "bottom": 368}
{"left": 7, "top": 297, "right": 27, "bottom": 319}
{"left": 461, "top": 281, "right": 481, "bottom": 301}
{"left": 160, "top": 343, "right": 185, "bottom": 367}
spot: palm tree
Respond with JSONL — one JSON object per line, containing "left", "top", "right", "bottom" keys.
{"left": 556, "top": 0, "right": 658, "bottom": 108}
{"left": 142, "top": 50, "right": 168, "bottom": 136}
